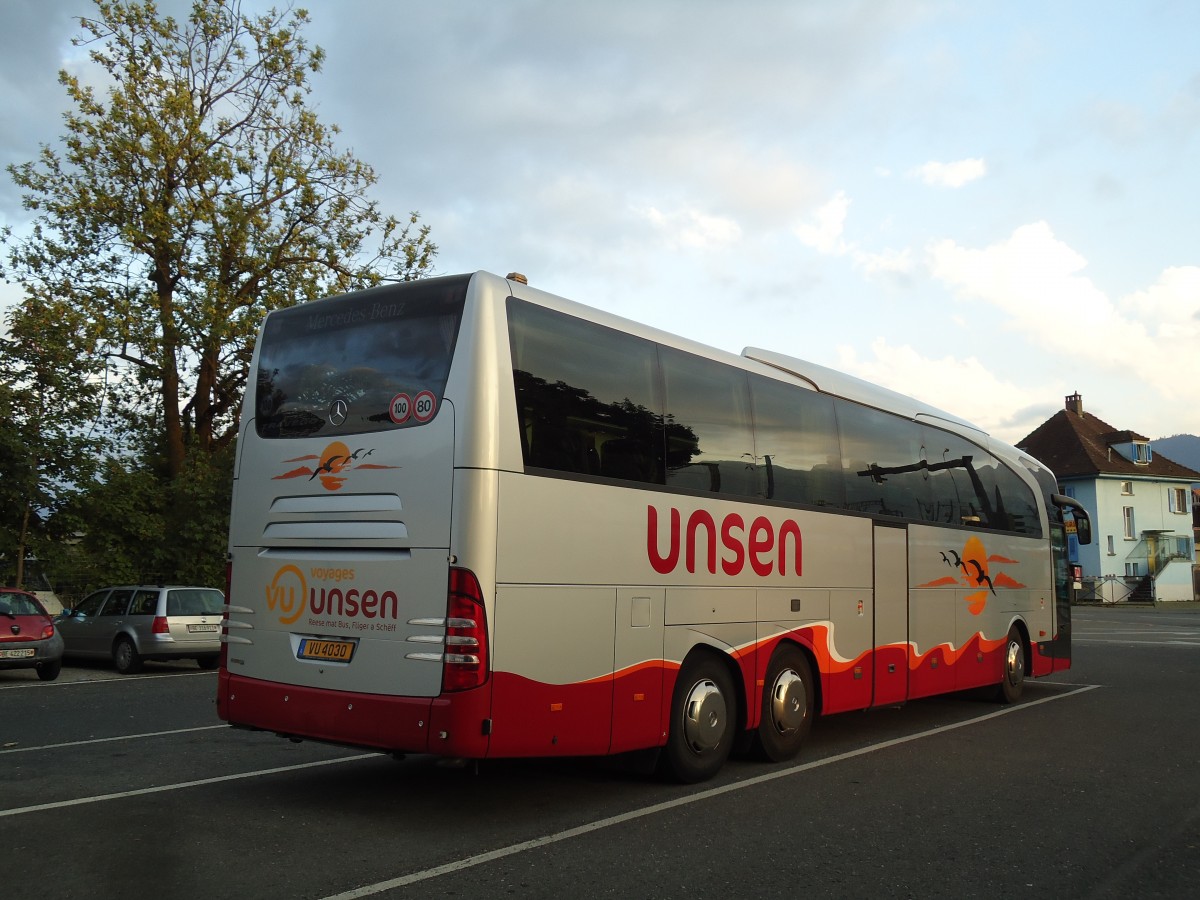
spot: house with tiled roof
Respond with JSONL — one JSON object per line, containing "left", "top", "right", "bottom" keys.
{"left": 1018, "top": 393, "right": 1199, "bottom": 602}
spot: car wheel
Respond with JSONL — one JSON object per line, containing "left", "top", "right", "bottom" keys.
{"left": 113, "top": 637, "right": 143, "bottom": 675}
{"left": 37, "top": 659, "right": 62, "bottom": 682}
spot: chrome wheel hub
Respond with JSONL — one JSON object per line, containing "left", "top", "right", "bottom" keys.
{"left": 769, "top": 668, "right": 807, "bottom": 735}
{"left": 1005, "top": 639, "right": 1025, "bottom": 687}
{"left": 682, "top": 678, "right": 727, "bottom": 754}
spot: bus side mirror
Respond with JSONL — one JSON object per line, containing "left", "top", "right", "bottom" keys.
{"left": 1074, "top": 514, "right": 1092, "bottom": 545}
{"left": 1052, "top": 494, "right": 1092, "bottom": 546}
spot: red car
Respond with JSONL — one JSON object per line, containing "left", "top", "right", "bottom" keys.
{"left": 0, "top": 588, "right": 64, "bottom": 681}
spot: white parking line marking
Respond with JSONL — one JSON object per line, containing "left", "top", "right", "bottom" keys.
{"left": 1074, "top": 638, "right": 1200, "bottom": 647}
{"left": 0, "top": 725, "right": 228, "bottom": 754}
{"left": 0, "top": 754, "right": 376, "bottom": 818}
{"left": 0, "top": 670, "right": 215, "bottom": 690}
{"left": 323, "top": 684, "right": 1103, "bottom": 899}
{"left": 1075, "top": 630, "right": 1200, "bottom": 637}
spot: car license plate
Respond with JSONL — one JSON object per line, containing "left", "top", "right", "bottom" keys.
{"left": 297, "top": 638, "right": 356, "bottom": 663}
{"left": 187, "top": 623, "right": 220, "bottom": 633}
{"left": 0, "top": 648, "right": 36, "bottom": 659}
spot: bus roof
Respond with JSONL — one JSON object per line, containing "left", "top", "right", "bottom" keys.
{"left": 742, "top": 347, "right": 985, "bottom": 436}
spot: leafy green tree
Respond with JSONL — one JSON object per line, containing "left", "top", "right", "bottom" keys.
{"left": 2, "top": 0, "right": 436, "bottom": 481}
{"left": 0, "top": 301, "right": 103, "bottom": 589}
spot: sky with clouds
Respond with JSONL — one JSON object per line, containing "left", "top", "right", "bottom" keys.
{"left": 2, "top": 0, "right": 1198, "bottom": 448}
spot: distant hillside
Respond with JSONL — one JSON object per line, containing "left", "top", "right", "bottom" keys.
{"left": 1154, "top": 434, "right": 1200, "bottom": 481}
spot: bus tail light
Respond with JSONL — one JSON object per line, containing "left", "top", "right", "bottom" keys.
{"left": 442, "top": 567, "right": 488, "bottom": 693}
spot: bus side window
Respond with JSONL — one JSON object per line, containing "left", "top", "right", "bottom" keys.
{"left": 838, "top": 403, "right": 928, "bottom": 520}
{"left": 529, "top": 422, "right": 599, "bottom": 475}
{"left": 599, "top": 437, "right": 658, "bottom": 483}
{"left": 660, "top": 347, "right": 756, "bottom": 498}
{"left": 747, "top": 375, "right": 843, "bottom": 508}
{"left": 926, "top": 426, "right": 1042, "bottom": 536}
{"left": 508, "top": 299, "right": 663, "bottom": 484}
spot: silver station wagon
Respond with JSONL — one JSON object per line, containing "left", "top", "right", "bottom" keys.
{"left": 57, "top": 585, "right": 225, "bottom": 674}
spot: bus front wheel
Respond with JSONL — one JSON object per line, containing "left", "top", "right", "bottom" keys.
{"left": 660, "top": 653, "right": 737, "bottom": 783}
{"left": 754, "top": 644, "right": 814, "bottom": 762}
{"left": 995, "top": 626, "right": 1026, "bottom": 704}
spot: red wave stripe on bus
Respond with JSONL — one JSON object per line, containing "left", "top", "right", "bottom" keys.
{"left": 918, "top": 576, "right": 961, "bottom": 588}
{"left": 485, "top": 623, "right": 1024, "bottom": 757}
{"left": 992, "top": 572, "right": 1026, "bottom": 588}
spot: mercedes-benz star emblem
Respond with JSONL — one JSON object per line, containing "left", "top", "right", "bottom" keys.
{"left": 328, "top": 398, "right": 349, "bottom": 426}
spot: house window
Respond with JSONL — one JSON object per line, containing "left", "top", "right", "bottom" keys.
{"left": 1125, "top": 562, "right": 1140, "bottom": 577}
{"left": 1123, "top": 506, "right": 1135, "bottom": 539}
{"left": 1169, "top": 487, "right": 1187, "bottom": 514}
{"left": 1133, "top": 442, "right": 1151, "bottom": 464}
{"left": 1107, "top": 535, "right": 1115, "bottom": 556}
{"left": 1121, "top": 481, "right": 1133, "bottom": 495}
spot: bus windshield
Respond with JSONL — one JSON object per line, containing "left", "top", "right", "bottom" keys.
{"left": 254, "top": 275, "right": 470, "bottom": 439}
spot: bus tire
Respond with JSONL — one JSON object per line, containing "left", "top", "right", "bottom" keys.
{"left": 659, "top": 652, "right": 737, "bottom": 784}
{"left": 995, "top": 626, "right": 1026, "bottom": 704}
{"left": 754, "top": 644, "right": 814, "bottom": 762}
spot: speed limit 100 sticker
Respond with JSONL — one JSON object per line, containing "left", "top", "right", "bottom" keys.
{"left": 413, "top": 390, "right": 437, "bottom": 422}
{"left": 389, "top": 393, "right": 412, "bottom": 424}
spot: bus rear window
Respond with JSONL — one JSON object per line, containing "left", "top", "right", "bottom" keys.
{"left": 255, "top": 275, "right": 469, "bottom": 438}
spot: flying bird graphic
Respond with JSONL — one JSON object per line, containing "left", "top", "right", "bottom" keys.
{"left": 309, "top": 455, "right": 347, "bottom": 480}
{"left": 272, "top": 442, "right": 397, "bottom": 490}
{"left": 968, "top": 559, "right": 996, "bottom": 595}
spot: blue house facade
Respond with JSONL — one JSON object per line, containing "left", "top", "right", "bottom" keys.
{"left": 1018, "top": 394, "right": 1199, "bottom": 603}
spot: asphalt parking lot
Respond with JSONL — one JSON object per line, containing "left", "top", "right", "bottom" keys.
{"left": 2, "top": 604, "right": 1198, "bottom": 899}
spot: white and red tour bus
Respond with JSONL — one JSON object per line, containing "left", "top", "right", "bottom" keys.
{"left": 218, "top": 271, "right": 1090, "bottom": 782}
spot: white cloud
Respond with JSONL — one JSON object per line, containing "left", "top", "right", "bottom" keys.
{"left": 1118, "top": 266, "right": 1200, "bottom": 339}
{"left": 910, "top": 158, "right": 987, "bottom": 188}
{"left": 641, "top": 206, "right": 742, "bottom": 251}
{"left": 835, "top": 339, "right": 1059, "bottom": 443}
{"left": 927, "top": 222, "right": 1200, "bottom": 403}
{"left": 793, "top": 191, "right": 851, "bottom": 255}
{"left": 856, "top": 246, "right": 913, "bottom": 277}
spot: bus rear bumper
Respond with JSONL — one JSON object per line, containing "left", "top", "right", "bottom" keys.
{"left": 219, "top": 670, "right": 437, "bottom": 754}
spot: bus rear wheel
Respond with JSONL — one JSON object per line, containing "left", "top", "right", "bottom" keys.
{"left": 754, "top": 644, "right": 814, "bottom": 762}
{"left": 659, "top": 653, "right": 737, "bottom": 783}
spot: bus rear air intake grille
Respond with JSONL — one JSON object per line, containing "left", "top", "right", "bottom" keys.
{"left": 262, "top": 521, "right": 408, "bottom": 541}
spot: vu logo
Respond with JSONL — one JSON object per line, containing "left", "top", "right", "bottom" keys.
{"left": 266, "top": 565, "right": 307, "bottom": 625}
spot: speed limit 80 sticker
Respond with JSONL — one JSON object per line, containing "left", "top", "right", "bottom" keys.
{"left": 413, "top": 390, "right": 436, "bottom": 422}
{"left": 389, "top": 391, "right": 437, "bottom": 425}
